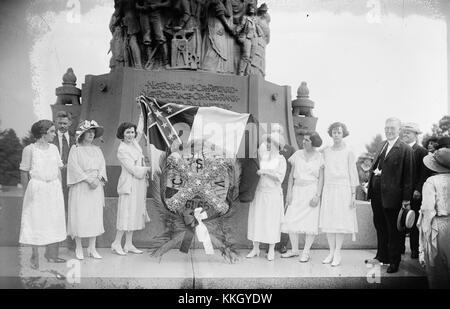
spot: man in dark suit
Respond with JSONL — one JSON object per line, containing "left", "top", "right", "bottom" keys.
{"left": 276, "top": 142, "right": 295, "bottom": 253}
{"left": 399, "top": 123, "right": 432, "bottom": 259}
{"left": 47, "top": 111, "right": 76, "bottom": 259}
{"left": 367, "top": 117, "right": 414, "bottom": 273}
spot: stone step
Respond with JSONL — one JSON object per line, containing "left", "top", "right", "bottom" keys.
{"left": 0, "top": 247, "right": 427, "bottom": 289}
{"left": 0, "top": 194, "right": 377, "bottom": 249}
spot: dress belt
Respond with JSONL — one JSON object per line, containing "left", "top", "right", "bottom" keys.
{"left": 294, "top": 179, "right": 317, "bottom": 186}
{"left": 31, "top": 176, "right": 57, "bottom": 183}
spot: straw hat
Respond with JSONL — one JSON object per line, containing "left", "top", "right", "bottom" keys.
{"left": 436, "top": 136, "right": 450, "bottom": 150}
{"left": 75, "top": 120, "right": 104, "bottom": 143}
{"left": 423, "top": 148, "right": 450, "bottom": 173}
{"left": 397, "top": 207, "right": 416, "bottom": 232}
{"left": 359, "top": 152, "right": 374, "bottom": 161}
{"left": 261, "top": 131, "right": 285, "bottom": 148}
{"left": 401, "top": 122, "right": 422, "bottom": 134}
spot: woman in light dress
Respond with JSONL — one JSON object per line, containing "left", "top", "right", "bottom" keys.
{"left": 246, "top": 131, "right": 287, "bottom": 261}
{"left": 319, "top": 122, "right": 359, "bottom": 266}
{"left": 110, "top": 121, "right": 151, "bottom": 255}
{"left": 19, "top": 120, "right": 67, "bottom": 269}
{"left": 281, "top": 132, "right": 324, "bottom": 262}
{"left": 67, "top": 120, "right": 107, "bottom": 260}
{"left": 417, "top": 148, "right": 450, "bottom": 288}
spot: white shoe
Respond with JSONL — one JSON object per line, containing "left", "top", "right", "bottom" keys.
{"left": 281, "top": 250, "right": 299, "bottom": 258}
{"left": 124, "top": 245, "right": 143, "bottom": 254}
{"left": 331, "top": 253, "right": 341, "bottom": 267}
{"left": 87, "top": 248, "right": 102, "bottom": 259}
{"left": 111, "top": 243, "right": 126, "bottom": 256}
{"left": 322, "top": 253, "right": 333, "bottom": 264}
{"left": 246, "top": 248, "right": 260, "bottom": 258}
{"left": 75, "top": 247, "right": 84, "bottom": 260}
{"left": 300, "top": 252, "right": 310, "bottom": 263}
{"left": 267, "top": 250, "right": 275, "bottom": 261}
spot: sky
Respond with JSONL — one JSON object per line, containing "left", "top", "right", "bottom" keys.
{"left": 0, "top": 0, "right": 448, "bottom": 156}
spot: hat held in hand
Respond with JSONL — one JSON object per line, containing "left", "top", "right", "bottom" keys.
{"left": 397, "top": 206, "right": 415, "bottom": 232}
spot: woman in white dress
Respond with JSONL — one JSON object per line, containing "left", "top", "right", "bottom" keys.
{"left": 281, "top": 132, "right": 324, "bottom": 262}
{"left": 110, "top": 121, "right": 151, "bottom": 255}
{"left": 67, "top": 120, "right": 107, "bottom": 260}
{"left": 319, "top": 122, "right": 359, "bottom": 266}
{"left": 417, "top": 148, "right": 450, "bottom": 288}
{"left": 246, "top": 131, "right": 287, "bottom": 261}
{"left": 19, "top": 120, "right": 67, "bottom": 269}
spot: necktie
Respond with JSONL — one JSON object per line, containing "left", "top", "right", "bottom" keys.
{"left": 61, "top": 134, "right": 69, "bottom": 165}
{"left": 376, "top": 142, "right": 388, "bottom": 171}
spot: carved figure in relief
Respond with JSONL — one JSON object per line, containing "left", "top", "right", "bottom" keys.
{"left": 255, "top": 2, "right": 270, "bottom": 76}
{"left": 235, "top": 1, "right": 264, "bottom": 76}
{"left": 201, "top": 0, "right": 236, "bottom": 74}
{"left": 109, "top": 8, "right": 126, "bottom": 70}
{"left": 114, "top": 0, "right": 144, "bottom": 69}
{"left": 136, "top": 0, "right": 171, "bottom": 68}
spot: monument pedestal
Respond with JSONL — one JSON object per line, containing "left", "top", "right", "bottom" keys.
{"left": 80, "top": 67, "right": 295, "bottom": 196}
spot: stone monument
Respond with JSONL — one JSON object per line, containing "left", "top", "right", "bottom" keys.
{"left": 291, "top": 81, "right": 318, "bottom": 148}
{"left": 54, "top": 1, "right": 324, "bottom": 252}
{"left": 51, "top": 68, "right": 82, "bottom": 134}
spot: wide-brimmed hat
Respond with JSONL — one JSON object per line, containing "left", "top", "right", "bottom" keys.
{"left": 423, "top": 148, "right": 450, "bottom": 173}
{"left": 261, "top": 131, "right": 285, "bottom": 148}
{"left": 401, "top": 122, "right": 422, "bottom": 134}
{"left": 397, "top": 207, "right": 416, "bottom": 232}
{"left": 75, "top": 120, "right": 104, "bottom": 143}
{"left": 258, "top": 3, "right": 268, "bottom": 12}
{"left": 437, "top": 136, "right": 450, "bottom": 149}
{"left": 359, "top": 152, "right": 374, "bottom": 161}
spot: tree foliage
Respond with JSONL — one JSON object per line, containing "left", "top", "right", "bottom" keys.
{"left": 21, "top": 130, "right": 36, "bottom": 147}
{"left": 422, "top": 115, "right": 450, "bottom": 147}
{"left": 364, "top": 133, "right": 383, "bottom": 157}
{"left": 0, "top": 128, "right": 23, "bottom": 185}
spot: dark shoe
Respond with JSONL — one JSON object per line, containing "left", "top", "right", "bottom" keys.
{"left": 387, "top": 263, "right": 399, "bottom": 273}
{"left": 30, "top": 254, "right": 39, "bottom": 269}
{"left": 66, "top": 238, "right": 76, "bottom": 251}
{"left": 279, "top": 245, "right": 287, "bottom": 254}
{"left": 411, "top": 251, "right": 419, "bottom": 259}
{"left": 366, "top": 255, "right": 388, "bottom": 264}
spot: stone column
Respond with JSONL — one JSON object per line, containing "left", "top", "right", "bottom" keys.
{"left": 447, "top": 11, "right": 450, "bottom": 114}
{"left": 51, "top": 68, "right": 82, "bottom": 134}
{"left": 440, "top": 0, "right": 450, "bottom": 114}
{"left": 291, "top": 81, "right": 318, "bottom": 148}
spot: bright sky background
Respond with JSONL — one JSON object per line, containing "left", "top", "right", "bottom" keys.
{"left": 0, "top": 0, "right": 448, "bottom": 156}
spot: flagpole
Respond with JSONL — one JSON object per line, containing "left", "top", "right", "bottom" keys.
{"left": 137, "top": 97, "right": 155, "bottom": 181}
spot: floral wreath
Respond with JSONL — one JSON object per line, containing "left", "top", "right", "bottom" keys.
{"left": 165, "top": 154, "right": 234, "bottom": 214}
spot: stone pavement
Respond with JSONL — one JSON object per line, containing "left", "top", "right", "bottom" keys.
{"left": 0, "top": 246, "right": 427, "bottom": 289}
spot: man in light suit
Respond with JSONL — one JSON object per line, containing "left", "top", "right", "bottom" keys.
{"left": 367, "top": 117, "right": 414, "bottom": 273}
{"left": 399, "top": 122, "right": 432, "bottom": 259}
{"left": 47, "top": 111, "right": 76, "bottom": 259}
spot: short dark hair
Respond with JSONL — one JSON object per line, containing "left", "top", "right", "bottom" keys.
{"left": 423, "top": 135, "right": 439, "bottom": 149}
{"left": 31, "top": 120, "right": 54, "bottom": 139}
{"left": 327, "top": 122, "right": 349, "bottom": 138}
{"left": 116, "top": 122, "right": 137, "bottom": 140}
{"left": 304, "top": 131, "right": 323, "bottom": 147}
{"left": 56, "top": 111, "right": 72, "bottom": 121}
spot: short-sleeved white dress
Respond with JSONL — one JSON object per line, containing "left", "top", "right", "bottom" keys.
{"left": 319, "top": 146, "right": 359, "bottom": 239}
{"left": 282, "top": 150, "right": 324, "bottom": 235}
{"left": 247, "top": 148, "right": 287, "bottom": 244}
{"left": 19, "top": 143, "right": 67, "bottom": 245}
